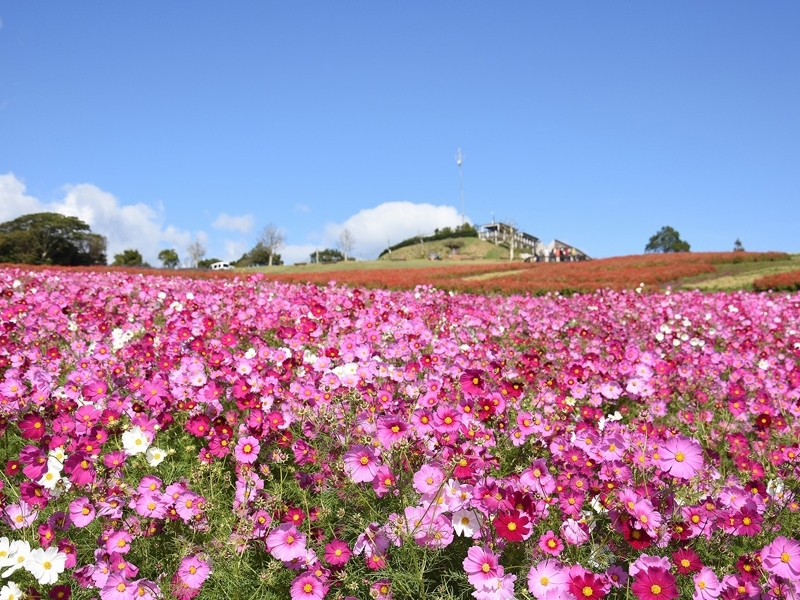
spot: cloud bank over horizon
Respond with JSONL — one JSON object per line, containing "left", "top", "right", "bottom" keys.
{"left": 279, "top": 201, "right": 466, "bottom": 264}
{"left": 0, "top": 172, "right": 198, "bottom": 266}
{"left": 1, "top": 173, "right": 468, "bottom": 266}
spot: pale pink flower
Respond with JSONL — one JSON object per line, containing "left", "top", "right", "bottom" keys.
{"left": 659, "top": 436, "right": 703, "bottom": 480}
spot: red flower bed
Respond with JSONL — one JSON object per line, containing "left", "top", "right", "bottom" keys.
{"left": 753, "top": 269, "right": 800, "bottom": 292}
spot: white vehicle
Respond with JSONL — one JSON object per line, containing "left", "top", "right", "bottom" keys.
{"left": 210, "top": 261, "right": 234, "bottom": 271}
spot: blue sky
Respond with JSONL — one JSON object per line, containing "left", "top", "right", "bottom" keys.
{"left": 1, "top": 3, "right": 798, "bottom": 265}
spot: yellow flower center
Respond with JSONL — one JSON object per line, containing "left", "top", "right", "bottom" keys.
{"left": 540, "top": 576, "right": 549, "bottom": 586}
{"left": 651, "top": 584, "right": 661, "bottom": 594}
{"left": 582, "top": 586, "right": 593, "bottom": 597}
{"left": 781, "top": 552, "right": 790, "bottom": 563}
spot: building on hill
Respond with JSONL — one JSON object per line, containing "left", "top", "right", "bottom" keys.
{"left": 478, "top": 222, "right": 540, "bottom": 255}
{"left": 536, "top": 239, "right": 590, "bottom": 262}
{"left": 478, "top": 221, "right": 590, "bottom": 261}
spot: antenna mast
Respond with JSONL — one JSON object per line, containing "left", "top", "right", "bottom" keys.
{"left": 456, "top": 148, "right": 465, "bottom": 225}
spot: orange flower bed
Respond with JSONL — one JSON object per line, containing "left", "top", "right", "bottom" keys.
{"left": 753, "top": 269, "right": 800, "bottom": 292}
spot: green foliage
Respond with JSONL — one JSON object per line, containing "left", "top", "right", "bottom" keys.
{"left": 645, "top": 225, "right": 691, "bottom": 253}
{"left": 112, "top": 248, "right": 146, "bottom": 266}
{"left": 310, "top": 248, "right": 345, "bottom": 263}
{"left": 0, "top": 212, "right": 107, "bottom": 265}
{"left": 379, "top": 223, "right": 479, "bottom": 257}
{"left": 235, "top": 243, "right": 283, "bottom": 267}
{"left": 197, "top": 257, "right": 223, "bottom": 268}
{"left": 158, "top": 248, "right": 180, "bottom": 269}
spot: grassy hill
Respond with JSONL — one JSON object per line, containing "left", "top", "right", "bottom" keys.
{"left": 379, "top": 236, "right": 512, "bottom": 261}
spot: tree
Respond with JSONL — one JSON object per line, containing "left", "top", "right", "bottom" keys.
{"left": 645, "top": 226, "right": 691, "bottom": 253}
{"left": 257, "top": 224, "right": 286, "bottom": 267}
{"left": 234, "top": 243, "right": 283, "bottom": 267}
{"left": 0, "top": 212, "right": 107, "bottom": 265}
{"left": 733, "top": 238, "right": 745, "bottom": 252}
{"left": 337, "top": 228, "right": 355, "bottom": 261}
{"left": 310, "top": 248, "right": 344, "bottom": 263}
{"left": 112, "top": 249, "right": 146, "bottom": 266}
{"left": 197, "top": 257, "right": 222, "bottom": 269}
{"left": 186, "top": 237, "right": 206, "bottom": 268}
{"left": 158, "top": 248, "right": 180, "bottom": 268}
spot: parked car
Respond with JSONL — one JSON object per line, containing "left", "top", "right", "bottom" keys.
{"left": 210, "top": 261, "right": 234, "bottom": 271}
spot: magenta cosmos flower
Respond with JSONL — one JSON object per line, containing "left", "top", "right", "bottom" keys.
{"left": 234, "top": 436, "right": 260, "bottom": 464}
{"left": 342, "top": 445, "right": 379, "bottom": 483}
{"left": 462, "top": 546, "right": 500, "bottom": 587}
{"left": 631, "top": 567, "right": 679, "bottom": 600}
{"left": 760, "top": 536, "right": 800, "bottom": 579}
{"left": 324, "top": 539, "right": 351, "bottom": 566}
{"left": 658, "top": 436, "right": 703, "bottom": 480}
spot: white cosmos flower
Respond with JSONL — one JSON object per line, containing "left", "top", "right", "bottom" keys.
{"left": 451, "top": 509, "right": 481, "bottom": 537}
{"left": 25, "top": 546, "right": 67, "bottom": 585}
{"left": 0, "top": 537, "right": 12, "bottom": 567}
{"left": 121, "top": 426, "right": 151, "bottom": 456}
{"left": 1, "top": 540, "right": 31, "bottom": 578}
{"left": 146, "top": 447, "right": 166, "bottom": 467}
{"left": 0, "top": 581, "right": 23, "bottom": 600}
{"left": 37, "top": 457, "right": 64, "bottom": 490}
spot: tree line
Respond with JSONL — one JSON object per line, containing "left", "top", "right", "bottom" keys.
{"left": 0, "top": 213, "right": 359, "bottom": 269}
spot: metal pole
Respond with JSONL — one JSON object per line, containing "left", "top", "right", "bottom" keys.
{"left": 457, "top": 148, "right": 465, "bottom": 225}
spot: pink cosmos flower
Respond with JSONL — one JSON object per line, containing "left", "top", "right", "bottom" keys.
{"left": 372, "top": 465, "right": 397, "bottom": 498}
{"left": 560, "top": 518, "right": 589, "bottom": 546}
{"left": 473, "top": 572, "right": 517, "bottom": 600}
{"left": 760, "top": 536, "right": 800, "bottom": 579}
{"left": 177, "top": 555, "right": 211, "bottom": 589}
{"left": 290, "top": 573, "right": 327, "bottom": 600}
{"left": 413, "top": 464, "right": 445, "bottom": 496}
{"left": 658, "top": 436, "right": 703, "bottom": 480}
{"left": 538, "top": 531, "right": 563, "bottom": 556}
{"left": 234, "top": 435, "right": 260, "bottom": 464}
{"left": 266, "top": 524, "right": 308, "bottom": 562}
{"left": 342, "top": 445, "right": 379, "bottom": 483}
{"left": 69, "top": 496, "right": 96, "bottom": 528}
{"left": 463, "top": 546, "right": 500, "bottom": 587}
{"left": 527, "top": 559, "right": 568, "bottom": 600}
{"left": 375, "top": 416, "right": 408, "bottom": 447}
{"left": 692, "top": 566, "right": 720, "bottom": 600}
{"left": 102, "top": 573, "right": 137, "bottom": 600}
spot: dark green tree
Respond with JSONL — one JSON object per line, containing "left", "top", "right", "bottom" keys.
{"left": 235, "top": 243, "right": 283, "bottom": 267}
{"left": 0, "top": 212, "right": 107, "bottom": 265}
{"left": 158, "top": 248, "right": 180, "bottom": 268}
{"left": 645, "top": 226, "right": 691, "bottom": 253}
{"left": 310, "top": 248, "right": 344, "bottom": 263}
{"left": 112, "top": 249, "right": 146, "bottom": 266}
{"left": 197, "top": 257, "right": 222, "bottom": 269}
{"left": 733, "top": 239, "right": 745, "bottom": 252}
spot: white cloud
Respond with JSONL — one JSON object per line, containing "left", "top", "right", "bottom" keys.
{"left": 223, "top": 239, "right": 247, "bottom": 262}
{"left": 281, "top": 244, "right": 320, "bottom": 265}
{"left": 322, "top": 201, "right": 465, "bottom": 259}
{"left": 212, "top": 212, "right": 254, "bottom": 234}
{"left": 294, "top": 204, "right": 310, "bottom": 214}
{"left": 0, "top": 172, "right": 197, "bottom": 266}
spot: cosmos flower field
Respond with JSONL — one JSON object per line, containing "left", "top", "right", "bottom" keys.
{"left": 0, "top": 267, "right": 798, "bottom": 600}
